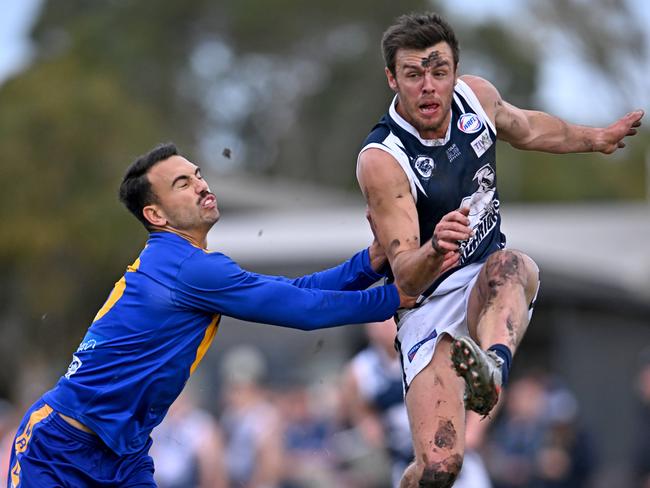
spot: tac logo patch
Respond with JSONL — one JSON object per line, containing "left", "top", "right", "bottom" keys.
{"left": 414, "top": 156, "right": 435, "bottom": 179}
{"left": 457, "top": 113, "right": 483, "bottom": 134}
{"left": 471, "top": 128, "right": 493, "bottom": 158}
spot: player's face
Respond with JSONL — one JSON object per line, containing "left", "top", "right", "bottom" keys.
{"left": 146, "top": 156, "right": 220, "bottom": 233}
{"left": 386, "top": 42, "right": 457, "bottom": 139}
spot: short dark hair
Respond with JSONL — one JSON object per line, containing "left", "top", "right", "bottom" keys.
{"left": 382, "top": 12, "right": 459, "bottom": 76}
{"left": 119, "top": 142, "right": 178, "bottom": 230}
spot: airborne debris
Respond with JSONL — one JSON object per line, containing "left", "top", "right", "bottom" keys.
{"left": 313, "top": 338, "right": 324, "bottom": 354}
{"left": 222, "top": 147, "right": 231, "bottom": 159}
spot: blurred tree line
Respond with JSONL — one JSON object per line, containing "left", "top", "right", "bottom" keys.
{"left": 0, "top": 0, "right": 647, "bottom": 401}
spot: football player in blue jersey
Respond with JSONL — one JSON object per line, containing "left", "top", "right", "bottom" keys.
{"left": 7, "top": 142, "right": 421, "bottom": 488}
{"left": 356, "top": 12, "right": 644, "bottom": 488}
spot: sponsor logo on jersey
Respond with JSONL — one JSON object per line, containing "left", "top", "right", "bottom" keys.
{"left": 459, "top": 164, "right": 499, "bottom": 263}
{"left": 77, "top": 339, "right": 97, "bottom": 352}
{"left": 457, "top": 113, "right": 483, "bottom": 134}
{"left": 414, "top": 156, "right": 435, "bottom": 179}
{"left": 65, "top": 354, "right": 82, "bottom": 379}
{"left": 471, "top": 128, "right": 493, "bottom": 158}
{"left": 459, "top": 199, "right": 500, "bottom": 263}
{"left": 446, "top": 144, "right": 461, "bottom": 163}
{"left": 407, "top": 329, "right": 438, "bottom": 362}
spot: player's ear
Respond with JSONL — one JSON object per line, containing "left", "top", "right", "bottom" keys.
{"left": 385, "top": 67, "right": 398, "bottom": 92}
{"left": 143, "top": 204, "right": 167, "bottom": 227}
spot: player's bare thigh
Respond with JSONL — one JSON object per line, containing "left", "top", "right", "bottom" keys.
{"left": 466, "top": 249, "right": 539, "bottom": 341}
{"left": 404, "top": 334, "right": 466, "bottom": 481}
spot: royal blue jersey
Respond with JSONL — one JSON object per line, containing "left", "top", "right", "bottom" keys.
{"left": 42, "top": 231, "right": 398, "bottom": 455}
{"left": 358, "top": 79, "right": 506, "bottom": 296}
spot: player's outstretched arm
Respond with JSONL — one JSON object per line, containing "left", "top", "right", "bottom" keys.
{"left": 176, "top": 249, "right": 416, "bottom": 330}
{"left": 357, "top": 148, "right": 471, "bottom": 296}
{"left": 463, "top": 74, "right": 644, "bottom": 154}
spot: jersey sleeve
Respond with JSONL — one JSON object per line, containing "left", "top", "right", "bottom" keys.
{"left": 174, "top": 250, "right": 399, "bottom": 330}
{"left": 250, "top": 248, "right": 384, "bottom": 291}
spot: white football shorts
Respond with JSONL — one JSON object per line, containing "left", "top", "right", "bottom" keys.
{"left": 395, "top": 262, "right": 483, "bottom": 387}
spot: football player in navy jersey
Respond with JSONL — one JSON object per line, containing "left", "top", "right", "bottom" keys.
{"left": 7, "top": 143, "right": 416, "bottom": 488}
{"left": 356, "top": 12, "right": 644, "bottom": 488}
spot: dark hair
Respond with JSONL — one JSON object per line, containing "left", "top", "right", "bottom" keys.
{"left": 119, "top": 142, "right": 178, "bottom": 230}
{"left": 382, "top": 12, "right": 459, "bottom": 76}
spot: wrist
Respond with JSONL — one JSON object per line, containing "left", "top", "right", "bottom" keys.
{"left": 430, "top": 235, "right": 445, "bottom": 255}
{"left": 366, "top": 246, "right": 386, "bottom": 276}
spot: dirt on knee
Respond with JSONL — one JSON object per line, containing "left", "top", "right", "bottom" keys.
{"left": 485, "top": 250, "right": 527, "bottom": 289}
{"left": 419, "top": 454, "right": 463, "bottom": 488}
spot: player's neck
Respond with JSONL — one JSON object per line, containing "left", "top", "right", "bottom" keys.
{"left": 156, "top": 226, "right": 208, "bottom": 249}
{"left": 395, "top": 100, "right": 450, "bottom": 140}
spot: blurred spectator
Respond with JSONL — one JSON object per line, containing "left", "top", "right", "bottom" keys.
{"left": 633, "top": 349, "right": 650, "bottom": 488}
{"left": 220, "top": 345, "right": 285, "bottom": 488}
{"left": 458, "top": 411, "right": 493, "bottom": 488}
{"left": 486, "top": 371, "right": 596, "bottom": 488}
{"left": 150, "top": 386, "right": 228, "bottom": 488}
{"left": 276, "top": 383, "right": 340, "bottom": 488}
{"left": 339, "top": 319, "right": 411, "bottom": 487}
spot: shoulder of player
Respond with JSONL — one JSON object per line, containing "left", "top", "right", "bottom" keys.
{"left": 458, "top": 74, "right": 502, "bottom": 117}
{"left": 459, "top": 75, "right": 499, "bottom": 101}
{"left": 357, "top": 148, "right": 408, "bottom": 189}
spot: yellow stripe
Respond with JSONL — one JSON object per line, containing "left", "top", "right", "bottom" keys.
{"left": 190, "top": 315, "right": 221, "bottom": 374}
{"left": 10, "top": 460, "right": 20, "bottom": 488}
{"left": 13, "top": 404, "right": 53, "bottom": 456}
{"left": 93, "top": 257, "right": 141, "bottom": 322}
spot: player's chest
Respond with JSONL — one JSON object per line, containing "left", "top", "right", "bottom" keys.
{"left": 406, "top": 130, "right": 495, "bottom": 197}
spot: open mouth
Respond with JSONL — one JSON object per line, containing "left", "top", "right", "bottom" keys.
{"left": 419, "top": 102, "right": 440, "bottom": 115}
{"left": 201, "top": 194, "right": 216, "bottom": 209}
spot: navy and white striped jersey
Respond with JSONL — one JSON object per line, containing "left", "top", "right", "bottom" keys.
{"left": 358, "top": 79, "right": 505, "bottom": 296}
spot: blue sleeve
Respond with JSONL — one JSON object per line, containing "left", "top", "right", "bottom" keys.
{"left": 250, "top": 248, "right": 384, "bottom": 291}
{"left": 174, "top": 251, "right": 399, "bottom": 330}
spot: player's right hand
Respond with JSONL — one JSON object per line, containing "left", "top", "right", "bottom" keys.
{"left": 430, "top": 207, "right": 473, "bottom": 255}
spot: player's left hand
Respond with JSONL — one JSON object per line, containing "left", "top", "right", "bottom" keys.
{"left": 599, "top": 109, "right": 644, "bottom": 154}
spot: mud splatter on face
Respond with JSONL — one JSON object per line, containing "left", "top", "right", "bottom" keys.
{"left": 421, "top": 50, "right": 442, "bottom": 69}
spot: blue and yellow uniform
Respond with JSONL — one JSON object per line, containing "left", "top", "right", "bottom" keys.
{"left": 8, "top": 231, "right": 398, "bottom": 487}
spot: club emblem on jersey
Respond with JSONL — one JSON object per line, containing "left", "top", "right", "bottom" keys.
{"left": 471, "top": 128, "right": 493, "bottom": 158}
{"left": 65, "top": 354, "right": 82, "bottom": 379}
{"left": 414, "top": 156, "right": 435, "bottom": 179}
{"left": 457, "top": 113, "right": 483, "bottom": 134}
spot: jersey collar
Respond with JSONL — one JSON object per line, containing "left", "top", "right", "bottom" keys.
{"left": 389, "top": 95, "right": 452, "bottom": 147}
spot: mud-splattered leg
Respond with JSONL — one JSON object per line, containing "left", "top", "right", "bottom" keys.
{"left": 399, "top": 335, "right": 466, "bottom": 488}
{"left": 467, "top": 249, "right": 539, "bottom": 353}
